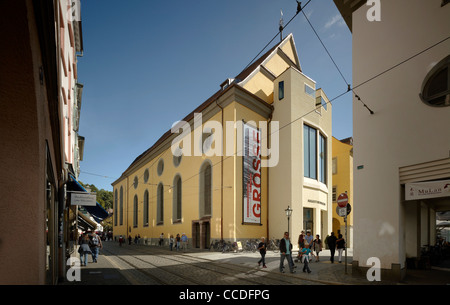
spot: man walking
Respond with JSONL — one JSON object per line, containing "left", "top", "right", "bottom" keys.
{"left": 279, "top": 232, "right": 295, "bottom": 273}
{"left": 89, "top": 231, "right": 103, "bottom": 263}
{"left": 181, "top": 233, "right": 188, "bottom": 252}
{"left": 327, "top": 232, "right": 337, "bottom": 263}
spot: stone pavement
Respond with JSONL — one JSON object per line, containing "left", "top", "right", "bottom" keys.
{"left": 60, "top": 241, "right": 450, "bottom": 285}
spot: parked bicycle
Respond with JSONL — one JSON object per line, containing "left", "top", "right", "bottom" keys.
{"left": 243, "top": 239, "right": 258, "bottom": 253}
{"left": 267, "top": 238, "right": 280, "bottom": 253}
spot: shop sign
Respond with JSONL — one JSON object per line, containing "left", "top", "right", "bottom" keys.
{"left": 405, "top": 179, "right": 450, "bottom": 201}
{"left": 71, "top": 192, "right": 97, "bottom": 206}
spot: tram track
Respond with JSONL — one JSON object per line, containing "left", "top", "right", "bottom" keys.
{"left": 105, "top": 245, "right": 322, "bottom": 285}
{"left": 103, "top": 247, "right": 204, "bottom": 285}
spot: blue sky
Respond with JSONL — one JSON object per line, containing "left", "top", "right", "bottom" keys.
{"left": 77, "top": 0, "right": 353, "bottom": 191}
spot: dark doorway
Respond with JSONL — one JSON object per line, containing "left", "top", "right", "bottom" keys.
{"left": 202, "top": 221, "right": 210, "bottom": 249}
{"left": 193, "top": 222, "right": 200, "bottom": 248}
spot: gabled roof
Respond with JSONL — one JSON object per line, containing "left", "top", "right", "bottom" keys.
{"left": 113, "top": 34, "right": 301, "bottom": 185}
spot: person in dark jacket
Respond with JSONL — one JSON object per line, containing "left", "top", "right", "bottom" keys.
{"left": 336, "top": 234, "right": 346, "bottom": 263}
{"left": 327, "top": 232, "right": 337, "bottom": 263}
{"left": 257, "top": 237, "right": 267, "bottom": 268}
{"left": 279, "top": 232, "right": 295, "bottom": 273}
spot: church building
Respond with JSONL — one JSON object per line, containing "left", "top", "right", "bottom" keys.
{"left": 112, "top": 33, "right": 333, "bottom": 249}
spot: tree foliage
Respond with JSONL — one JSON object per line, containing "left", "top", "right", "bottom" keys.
{"left": 79, "top": 181, "right": 114, "bottom": 231}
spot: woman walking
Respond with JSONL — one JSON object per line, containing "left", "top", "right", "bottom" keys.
{"left": 257, "top": 237, "right": 267, "bottom": 268}
{"left": 79, "top": 233, "right": 92, "bottom": 266}
{"left": 336, "top": 234, "right": 346, "bottom": 263}
{"left": 312, "top": 234, "right": 322, "bottom": 262}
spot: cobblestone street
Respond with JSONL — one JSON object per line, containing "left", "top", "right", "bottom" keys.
{"left": 64, "top": 241, "right": 365, "bottom": 285}
{"left": 62, "top": 241, "right": 450, "bottom": 287}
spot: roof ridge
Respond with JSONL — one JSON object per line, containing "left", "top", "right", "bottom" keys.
{"left": 113, "top": 35, "right": 296, "bottom": 184}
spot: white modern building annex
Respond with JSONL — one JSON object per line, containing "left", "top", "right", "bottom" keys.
{"left": 334, "top": 0, "right": 450, "bottom": 280}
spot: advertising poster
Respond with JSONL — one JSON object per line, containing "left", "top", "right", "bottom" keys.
{"left": 243, "top": 123, "right": 262, "bottom": 224}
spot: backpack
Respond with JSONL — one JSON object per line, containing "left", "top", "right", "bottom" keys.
{"left": 91, "top": 235, "right": 99, "bottom": 246}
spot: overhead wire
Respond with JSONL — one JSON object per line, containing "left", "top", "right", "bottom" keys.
{"left": 300, "top": 7, "right": 374, "bottom": 114}
{"left": 243, "top": 0, "right": 313, "bottom": 71}
{"left": 98, "top": 2, "right": 450, "bottom": 220}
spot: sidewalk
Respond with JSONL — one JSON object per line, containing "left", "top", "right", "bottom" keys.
{"left": 60, "top": 246, "right": 132, "bottom": 285}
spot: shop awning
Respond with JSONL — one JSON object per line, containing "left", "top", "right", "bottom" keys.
{"left": 67, "top": 174, "right": 109, "bottom": 223}
{"left": 77, "top": 212, "right": 97, "bottom": 231}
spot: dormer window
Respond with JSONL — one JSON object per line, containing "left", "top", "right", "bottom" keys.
{"left": 220, "top": 78, "right": 235, "bottom": 91}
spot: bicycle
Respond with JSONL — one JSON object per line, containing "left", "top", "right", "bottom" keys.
{"left": 267, "top": 238, "right": 280, "bottom": 253}
{"left": 209, "top": 239, "right": 221, "bottom": 251}
{"left": 243, "top": 240, "right": 257, "bottom": 253}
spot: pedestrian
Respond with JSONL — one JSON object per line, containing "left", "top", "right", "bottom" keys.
{"left": 169, "top": 235, "right": 174, "bottom": 251}
{"left": 304, "top": 230, "right": 313, "bottom": 249}
{"left": 327, "top": 232, "right": 337, "bottom": 263}
{"left": 181, "top": 233, "right": 188, "bottom": 252}
{"left": 279, "top": 232, "right": 295, "bottom": 273}
{"left": 128, "top": 235, "right": 132, "bottom": 245}
{"left": 119, "top": 235, "right": 124, "bottom": 247}
{"left": 312, "top": 234, "right": 322, "bottom": 262}
{"left": 297, "top": 230, "right": 305, "bottom": 261}
{"left": 79, "top": 233, "right": 92, "bottom": 266}
{"left": 336, "top": 234, "right": 346, "bottom": 263}
{"left": 257, "top": 237, "right": 267, "bottom": 268}
{"left": 159, "top": 233, "right": 164, "bottom": 246}
{"left": 300, "top": 245, "right": 314, "bottom": 273}
{"left": 176, "top": 234, "right": 181, "bottom": 251}
{"left": 89, "top": 231, "right": 103, "bottom": 263}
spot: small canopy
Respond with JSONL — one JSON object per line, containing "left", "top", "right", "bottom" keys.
{"left": 67, "top": 174, "right": 109, "bottom": 223}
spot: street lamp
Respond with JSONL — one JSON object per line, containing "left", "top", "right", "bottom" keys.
{"left": 285, "top": 206, "right": 293, "bottom": 235}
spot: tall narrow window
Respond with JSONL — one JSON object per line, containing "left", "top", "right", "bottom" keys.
{"left": 304, "top": 125, "right": 317, "bottom": 179}
{"left": 319, "top": 134, "right": 327, "bottom": 184}
{"left": 133, "top": 195, "right": 138, "bottom": 228}
{"left": 143, "top": 190, "right": 149, "bottom": 227}
{"left": 119, "top": 186, "right": 123, "bottom": 225}
{"left": 114, "top": 189, "right": 118, "bottom": 226}
{"left": 157, "top": 183, "right": 164, "bottom": 224}
{"left": 173, "top": 175, "right": 182, "bottom": 222}
{"left": 279, "top": 81, "right": 285, "bottom": 100}
{"left": 200, "top": 162, "right": 212, "bottom": 217}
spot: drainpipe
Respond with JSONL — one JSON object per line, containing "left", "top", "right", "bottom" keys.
{"left": 216, "top": 99, "right": 224, "bottom": 241}
{"left": 267, "top": 110, "right": 273, "bottom": 241}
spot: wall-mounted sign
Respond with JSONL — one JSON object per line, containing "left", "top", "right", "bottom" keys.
{"left": 405, "top": 179, "right": 450, "bottom": 201}
{"left": 243, "top": 123, "right": 262, "bottom": 224}
{"left": 71, "top": 192, "right": 97, "bottom": 206}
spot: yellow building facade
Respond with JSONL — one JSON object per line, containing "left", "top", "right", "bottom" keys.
{"left": 331, "top": 136, "right": 353, "bottom": 247}
{"left": 112, "top": 34, "right": 333, "bottom": 249}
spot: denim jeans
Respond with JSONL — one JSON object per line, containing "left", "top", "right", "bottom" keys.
{"left": 91, "top": 247, "right": 99, "bottom": 262}
{"left": 82, "top": 252, "right": 89, "bottom": 266}
{"left": 258, "top": 252, "right": 266, "bottom": 266}
{"left": 280, "top": 253, "right": 294, "bottom": 272}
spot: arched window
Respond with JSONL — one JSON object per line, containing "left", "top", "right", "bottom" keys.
{"left": 133, "top": 195, "right": 138, "bottom": 228}
{"left": 420, "top": 55, "right": 450, "bottom": 107}
{"left": 157, "top": 159, "right": 164, "bottom": 176}
{"left": 114, "top": 189, "right": 118, "bottom": 226}
{"left": 143, "top": 190, "right": 149, "bottom": 227}
{"left": 119, "top": 186, "right": 123, "bottom": 225}
{"left": 173, "top": 175, "right": 182, "bottom": 222}
{"left": 199, "top": 161, "right": 212, "bottom": 217}
{"left": 157, "top": 183, "right": 164, "bottom": 225}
